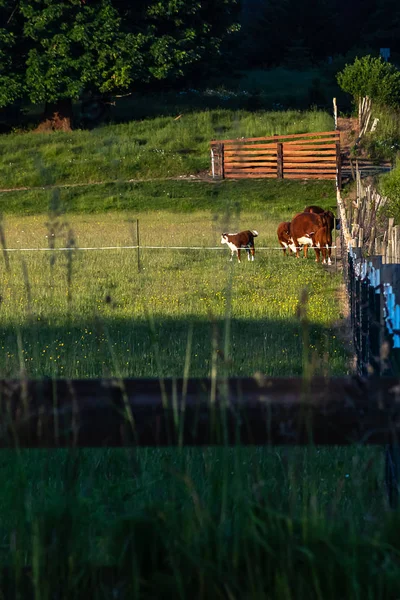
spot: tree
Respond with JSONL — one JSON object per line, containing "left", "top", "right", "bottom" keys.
{"left": 113, "top": 0, "right": 241, "bottom": 84}
{"left": 0, "top": 0, "right": 240, "bottom": 129}
{"left": 336, "top": 55, "right": 400, "bottom": 107}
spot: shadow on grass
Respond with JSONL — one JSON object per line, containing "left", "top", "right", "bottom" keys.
{"left": 0, "top": 178, "right": 337, "bottom": 217}
{"left": 0, "top": 314, "right": 348, "bottom": 379}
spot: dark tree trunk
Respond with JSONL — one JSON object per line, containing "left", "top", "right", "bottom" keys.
{"left": 36, "top": 98, "right": 74, "bottom": 132}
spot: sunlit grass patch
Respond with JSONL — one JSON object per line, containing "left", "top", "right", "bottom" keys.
{"left": 0, "top": 210, "right": 346, "bottom": 379}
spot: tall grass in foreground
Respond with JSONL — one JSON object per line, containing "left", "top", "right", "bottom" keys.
{"left": 0, "top": 445, "right": 391, "bottom": 599}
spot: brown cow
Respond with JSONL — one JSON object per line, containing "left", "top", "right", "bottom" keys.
{"left": 304, "top": 205, "right": 339, "bottom": 234}
{"left": 299, "top": 206, "right": 336, "bottom": 263}
{"left": 220, "top": 230, "right": 258, "bottom": 263}
{"left": 304, "top": 205, "right": 325, "bottom": 214}
{"left": 289, "top": 212, "right": 332, "bottom": 264}
{"left": 277, "top": 221, "right": 292, "bottom": 256}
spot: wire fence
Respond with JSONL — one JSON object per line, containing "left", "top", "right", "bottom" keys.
{"left": 0, "top": 244, "right": 338, "bottom": 252}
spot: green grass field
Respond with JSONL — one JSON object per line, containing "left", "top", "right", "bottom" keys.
{"left": 0, "top": 178, "right": 391, "bottom": 600}
{"left": 0, "top": 109, "right": 398, "bottom": 598}
{"left": 0, "top": 206, "right": 345, "bottom": 379}
{"left": 0, "top": 108, "right": 333, "bottom": 190}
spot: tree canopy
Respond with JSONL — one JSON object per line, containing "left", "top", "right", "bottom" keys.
{"left": 336, "top": 55, "right": 400, "bottom": 107}
{"left": 0, "top": 0, "right": 240, "bottom": 112}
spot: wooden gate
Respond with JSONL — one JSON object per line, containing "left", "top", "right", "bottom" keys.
{"left": 210, "top": 130, "right": 340, "bottom": 182}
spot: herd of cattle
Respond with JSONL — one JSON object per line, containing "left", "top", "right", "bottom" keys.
{"left": 220, "top": 205, "right": 339, "bottom": 265}
{"left": 277, "top": 205, "right": 339, "bottom": 265}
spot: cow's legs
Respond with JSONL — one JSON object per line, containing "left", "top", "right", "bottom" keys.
{"left": 315, "top": 248, "right": 321, "bottom": 262}
{"left": 249, "top": 246, "right": 255, "bottom": 261}
{"left": 324, "top": 245, "right": 332, "bottom": 265}
{"left": 303, "top": 245, "right": 308, "bottom": 259}
{"left": 237, "top": 248, "right": 241, "bottom": 263}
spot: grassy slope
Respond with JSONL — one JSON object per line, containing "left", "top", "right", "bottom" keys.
{"left": 0, "top": 109, "right": 333, "bottom": 189}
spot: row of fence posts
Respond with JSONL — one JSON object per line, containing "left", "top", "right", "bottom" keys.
{"left": 348, "top": 168, "right": 400, "bottom": 263}
{"left": 338, "top": 163, "right": 400, "bottom": 506}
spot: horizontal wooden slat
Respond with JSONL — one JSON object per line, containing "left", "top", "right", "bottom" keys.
{"left": 224, "top": 159, "right": 276, "bottom": 165}
{"left": 224, "top": 154, "right": 276, "bottom": 161}
{"left": 225, "top": 157, "right": 276, "bottom": 162}
{"left": 225, "top": 170, "right": 277, "bottom": 175}
{"left": 224, "top": 143, "right": 278, "bottom": 150}
{"left": 225, "top": 173, "right": 277, "bottom": 178}
{"left": 224, "top": 149, "right": 277, "bottom": 156}
{"left": 225, "top": 140, "right": 337, "bottom": 150}
{"left": 282, "top": 158, "right": 336, "bottom": 164}
{"left": 283, "top": 172, "right": 336, "bottom": 176}
{"left": 283, "top": 138, "right": 336, "bottom": 148}
{"left": 284, "top": 150, "right": 337, "bottom": 157}
{"left": 225, "top": 163, "right": 276, "bottom": 173}
{"left": 283, "top": 162, "right": 336, "bottom": 169}
{"left": 284, "top": 137, "right": 339, "bottom": 145}
{"left": 282, "top": 143, "right": 338, "bottom": 151}
{"left": 225, "top": 169, "right": 277, "bottom": 175}
{"left": 212, "top": 130, "right": 339, "bottom": 144}
{"left": 225, "top": 161, "right": 277, "bottom": 168}
{"left": 283, "top": 174, "right": 336, "bottom": 179}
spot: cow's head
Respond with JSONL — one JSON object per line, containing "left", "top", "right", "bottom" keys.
{"left": 320, "top": 210, "right": 335, "bottom": 231}
{"left": 221, "top": 234, "right": 229, "bottom": 245}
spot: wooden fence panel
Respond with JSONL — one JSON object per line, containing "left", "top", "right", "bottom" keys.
{"left": 1, "top": 376, "right": 400, "bottom": 447}
{"left": 210, "top": 131, "right": 340, "bottom": 181}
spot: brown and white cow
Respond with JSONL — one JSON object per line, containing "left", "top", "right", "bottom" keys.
{"left": 220, "top": 230, "right": 258, "bottom": 263}
{"left": 289, "top": 212, "right": 332, "bottom": 265}
{"left": 277, "top": 221, "right": 292, "bottom": 256}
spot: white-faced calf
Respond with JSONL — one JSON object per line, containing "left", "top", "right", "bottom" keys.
{"left": 220, "top": 230, "right": 258, "bottom": 263}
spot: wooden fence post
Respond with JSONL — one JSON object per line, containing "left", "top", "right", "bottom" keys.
{"left": 333, "top": 97, "right": 338, "bottom": 130}
{"left": 336, "top": 140, "right": 342, "bottom": 190}
{"left": 388, "top": 218, "right": 394, "bottom": 263}
{"left": 210, "top": 143, "right": 225, "bottom": 179}
{"left": 277, "top": 142, "right": 283, "bottom": 179}
{"left": 136, "top": 218, "right": 141, "bottom": 273}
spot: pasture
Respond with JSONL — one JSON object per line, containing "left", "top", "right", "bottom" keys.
{"left": 0, "top": 109, "right": 397, "bottom": 596}
{"left": 0, "top": 180, "right": 393, "bottom": 598}
{"left": 0, "top": 182, "right": 345, "bottom": 380}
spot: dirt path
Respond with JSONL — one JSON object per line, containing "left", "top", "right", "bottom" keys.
{"left": 337, "top": 116, "right": 359, "bottom": 154}
{"left": 0, "top": 172, "right": 216, "bottom": 195}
